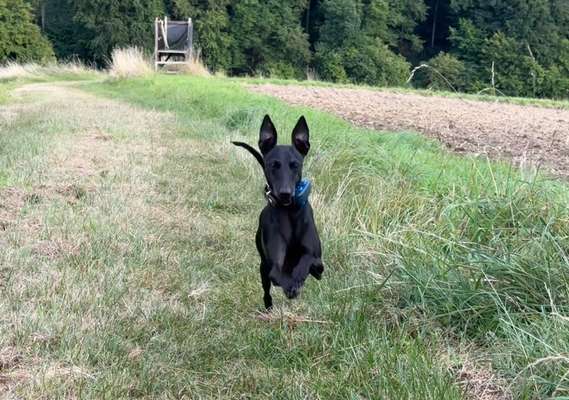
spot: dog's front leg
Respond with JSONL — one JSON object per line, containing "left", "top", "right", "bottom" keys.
{"left": 260, "top": 262, "right": 273, "bottom": 310}
{"left": 263, "top": 235, "right": 287, "bottom": 308}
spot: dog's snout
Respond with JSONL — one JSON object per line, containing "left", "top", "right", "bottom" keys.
{"left": 278, "top": 191, "right": 292, "bottom": 204}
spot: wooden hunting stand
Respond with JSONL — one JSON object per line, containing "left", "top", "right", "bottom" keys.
{"left": 154, "top": 17, "right": 194, "bottom": 71}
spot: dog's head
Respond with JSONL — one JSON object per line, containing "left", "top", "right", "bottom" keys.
{"left": 259, "top": 115, "right": 310, "bottom": 206}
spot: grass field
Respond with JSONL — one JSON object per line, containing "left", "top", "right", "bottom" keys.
{"left": 1, "top": 72, "right": 569, "bottom": 399}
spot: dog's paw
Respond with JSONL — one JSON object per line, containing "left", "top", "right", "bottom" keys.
{"left": 310, "top": 263, "right": 324, "bottom": 280}
{"left": 283, "top": 280, "right": 304, "bottom": 299}
{"left": 284, "top": 286, "right": 300, "bottom": 299}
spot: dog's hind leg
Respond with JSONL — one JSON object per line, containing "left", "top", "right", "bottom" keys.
{"left": 260, "top": 262, "right": 273, "bottom": 310}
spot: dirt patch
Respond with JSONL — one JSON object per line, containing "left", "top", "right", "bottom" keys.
{"left": 0, "top": 188, "right": 27, "bottom": 229}
{"left": 440, "top": 348, "right": 512, "bottom": 400}
{"left": 249, "top": 84, "right": 569, "bottom": 178}
{"left": 452, "top": 361, "right": 512, "bottom": 400}
{"left": 0, "top": 347, "right": 27, "bottom": 393}
{"left": 0, "top": 184, "right": 89, "bottom": 239}
{"left": 0, "top": 347, "right": 22, "bottom": 371}
{"left": 0, "top": 357, "right": 91, "bottom": 394}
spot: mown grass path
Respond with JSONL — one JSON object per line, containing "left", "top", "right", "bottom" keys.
{"left": 0, "top": 81, "right": 463, "bottom": 399}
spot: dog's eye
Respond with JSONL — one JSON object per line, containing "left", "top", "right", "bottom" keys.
{"left": 271, "top": 161, "right": 281, "bottom": 169}
{"left": 289, "top": 162, "right": 299, "bottom": 170}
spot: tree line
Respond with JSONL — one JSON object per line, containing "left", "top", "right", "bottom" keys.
{"left": 2, "top": 0, "right": 569, "bottom": 99}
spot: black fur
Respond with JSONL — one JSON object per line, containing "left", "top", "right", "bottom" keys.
{"left": 232, "top": 115, "right": 324, "bottom": 309}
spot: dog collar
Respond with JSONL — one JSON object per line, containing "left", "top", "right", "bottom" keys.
{"left": 264, "top": 179, "right": 311, "bottom": 209}
{"left": 294, "top": 179, "right": 311, "bottom": 209}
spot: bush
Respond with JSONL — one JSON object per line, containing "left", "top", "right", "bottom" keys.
{"left": 542, "top": 66, "right": 569, "bottom": 99}
{"left": 343, "top": 39, "right": 410, "bottom": 86}
{"left": 482, "top": 32, "right": 545, "bottom": 97}
{"left": 314, "top": 49, "right": 348, "bottom": 83}
{"left": 0, "top": 0, "right": 55, "bottom": 63}
{"left": 267, "top": 62, "right": 301, "bottom": 80}
{"left": 316, "top": 39, "right": 409, "bottom": 87}
{"left": 423, "top": 52, "right": 466, "bottom": 91}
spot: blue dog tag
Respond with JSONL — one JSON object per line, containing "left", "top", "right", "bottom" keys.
{"left": 294, "top": 179, "right": 311, "bottom": 208}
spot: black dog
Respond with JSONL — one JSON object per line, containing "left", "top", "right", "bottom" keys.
{"left": 232, "top": 115, "right": 324, "bottom": 309}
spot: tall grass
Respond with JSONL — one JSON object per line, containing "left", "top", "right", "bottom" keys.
{"left": 108, "top": 47, "right": 153, "bottom": 78}
{"left": 89, "top": 75, "right": 569, "bottom": 399}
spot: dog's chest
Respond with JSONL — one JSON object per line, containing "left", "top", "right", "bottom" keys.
{"left": 272, "top": 208, "right": 308, "bottom": 240}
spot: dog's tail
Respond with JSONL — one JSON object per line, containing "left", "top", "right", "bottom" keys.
{"left": 231, "top": 141, "right": 264, "bottom": 169}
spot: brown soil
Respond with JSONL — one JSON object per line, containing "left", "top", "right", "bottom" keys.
{"left": 249, "top": 84, "right": 569, "bottom": 178}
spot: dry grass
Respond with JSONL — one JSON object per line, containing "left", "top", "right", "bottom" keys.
{"left": 0, "top": 61, "right": 98, "bottom": 81}
{"left": 0, "top": 63, "right": 40, "bottom": 80}
{"left": 109, "top": 47, "right": 153, "bottom": 79}
{"left": 440, "top": 347, "right": 512, "bottom": 400}
{"left": 183, "top": 50, "right": 210, "bottom": 76}
{"left": 454, "top": 361, "right": 512, "bottom": 400}
{"left": 162, "top": 49, "right": 210, "bottom": 76}
{"left": 306, "top": 68, "right": 319, "bottom": 81}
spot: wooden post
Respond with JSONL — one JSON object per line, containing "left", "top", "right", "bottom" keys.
{"left": 431, "top": 0, "right": 440, "bottom": 48}
{"left": 154, "top": 18, "right": 159, "bottom": 71}
{"left": 188, "top": 18, "right": 193, "bottom": 61}
{"left": 164, "top": 16, "right": 169, "bottom": 49}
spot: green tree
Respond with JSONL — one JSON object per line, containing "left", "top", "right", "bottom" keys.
{"left": 163, "top": 0, "right": 196, "bottom": 19}
{"left": 343, "top": 37, "right": 410, "bottom": 85}
{"left": 318, "top": 0, "right": 360, "bottom": 49}
{"left": 72, "top": 0, "right": 164, "bottom": 65}
{"left": 314, "top": 49, "right": 348, "bottom": 82}
{"left": 194, "top": 1, "right": 232, "bottom": 72}
{"left": 442, "top": 1, "right": 569, "bottom": 97}
{"left": 315, "top": 0, "right": 411, "bottom": 86}
{"left": 423, "top": 51, "right": 466, "bottom": 91}
{"left": 482, "top": 32, "right": 545, "bottom": 97}
{"left": 0, "top": 0, "right": 54, "bottom": 63}
{"left": 385, "top": 0, "right": 427, "bottom": 56}
{"left": 228, "top": 0, "right": 310, "bottom": 78}
{"left": 449, "top": 0, "right": 564, "bottom": 66}
{"left": 40, "top": 0, "right": 86, "bottom": 60}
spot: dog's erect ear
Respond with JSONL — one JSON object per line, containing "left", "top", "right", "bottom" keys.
{"left": 259, "top": 115, "right": 277, "bottom": 155}
{"left": 291, "top": 116, "right": 310, "bottom": 156}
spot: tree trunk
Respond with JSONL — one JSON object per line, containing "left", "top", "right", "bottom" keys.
{"left": 431, "top": 0, "right": 440, "bottom": 48}
{"left": 41, "top": 1, "right": 46, "bottom": 31}
{"left": 305, "top": 0, "right": 311, "bottom": 32}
